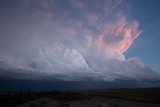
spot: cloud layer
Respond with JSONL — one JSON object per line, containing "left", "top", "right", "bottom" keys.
{"left": 0, "top": 0, "right": 159, "bottom": 81}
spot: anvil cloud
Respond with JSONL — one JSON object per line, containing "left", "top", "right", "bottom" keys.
{"left": 0, "top": 0, "right": 159, "bottom": 81}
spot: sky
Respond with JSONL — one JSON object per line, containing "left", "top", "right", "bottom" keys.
{"left": 0, "top": 0, "right": 160, "bottom": 90}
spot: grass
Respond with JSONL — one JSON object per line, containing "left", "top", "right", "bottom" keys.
{"left": 77, "top": 88, "right": 160, "bottom": 103}
{"left": 0, "top": 88, "right": 160, "bottom": 106}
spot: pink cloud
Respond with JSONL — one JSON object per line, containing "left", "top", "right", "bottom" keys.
{"left": 92, "top": 15, "right": 141, "bottom": 56}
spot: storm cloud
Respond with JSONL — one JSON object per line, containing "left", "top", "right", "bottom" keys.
{"left": 0, "top": 0, "right": 159, "bottom": 81}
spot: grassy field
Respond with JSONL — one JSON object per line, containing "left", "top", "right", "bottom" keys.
{"left": 76, "top": 88, "right": 160, "bottom": 103}
{"left": 0, "top": 88, "right": 160, "bottom": 107}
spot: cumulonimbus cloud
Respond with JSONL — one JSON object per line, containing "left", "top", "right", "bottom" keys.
{"left": 0, "top": 0, "right": 159, "bottom": 81}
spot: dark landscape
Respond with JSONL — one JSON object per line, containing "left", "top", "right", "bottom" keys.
{"left": 0, "top": 88, "right": 160, "bottom": 107}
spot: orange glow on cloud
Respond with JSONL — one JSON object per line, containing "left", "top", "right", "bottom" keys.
{"left": 118, "top": 22, "right": 141, "bottom": 53}
{"left": 94, "top": 16, "right": 141, "bottom": 55}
